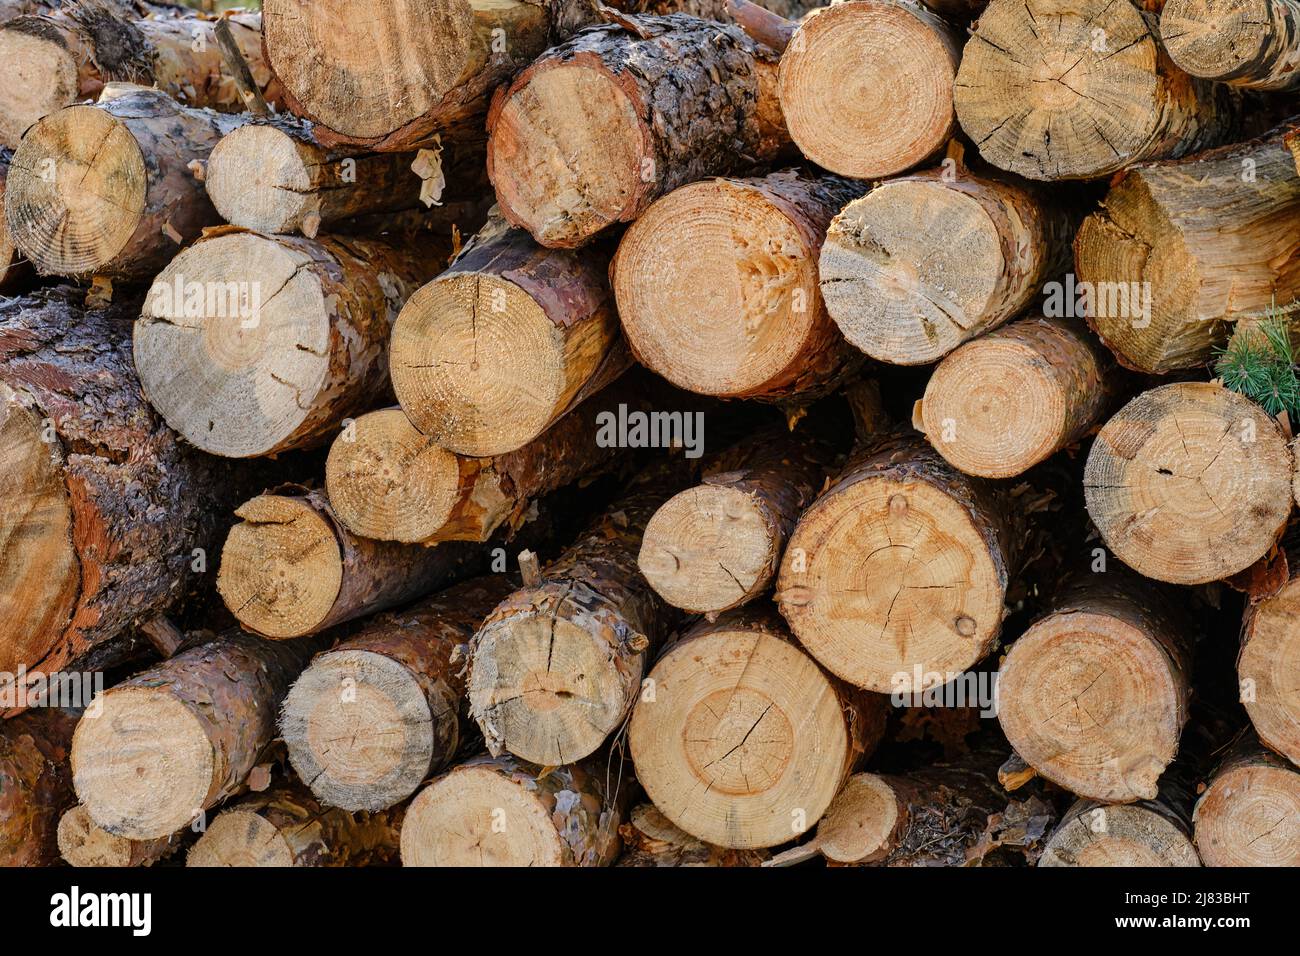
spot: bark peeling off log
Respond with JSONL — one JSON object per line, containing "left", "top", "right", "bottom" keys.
{"left": 0, "top": 708, "right": 77, "bottom": 866}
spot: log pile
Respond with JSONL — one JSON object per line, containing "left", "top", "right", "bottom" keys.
{"left": 1, "top": 0, "right": 1298, "bottom": 875}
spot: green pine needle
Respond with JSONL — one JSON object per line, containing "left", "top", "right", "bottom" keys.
{"left": 1216, "top": 307, "right": 1300, "bottom": 420}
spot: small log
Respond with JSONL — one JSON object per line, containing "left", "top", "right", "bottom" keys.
{"left": 954, "top": 0, "right": 1236, "bottom": 180}
{"left": 612, "top": 168, "right": 865, "bottom": 399}
{"left": 1041, "top": 796, "right": 1201, "bottom": 866}
{"left": 629, "top": 607, "right": 888, "bottom": 849}
{"left": 819, "top": 166, "right": 1072, "bottom": 365}
{"left": 617, "top": 803, "right": 768, "bottom": 866}
{"left": 1193, "top": 736, "right": 1300, "bottom": 866}
{"left": 1162, "top": 0, "right": 1300, "bottom": 90}
{"left": 400, "top": 753, "right": 627, "bottom": 867}
{"left": 134, "top": 229, "right": 445, "bottom": 458}
{"left": 1084, "top": 383, "right": 1293, "bottom": 585}
{"left": 281, "top": 575, "right": 516, "bottom": 812}
{"left": 390, "top": 215, "right": 625, "bottom": 457}
{"left": 0, "top": 708, "right": 77, "bottom": 866}
{"left": 1238, "top": 530, "right": 1300, "bottom": 764}
{"left": 58, "top": 804, "right": 180, "bottom": 867}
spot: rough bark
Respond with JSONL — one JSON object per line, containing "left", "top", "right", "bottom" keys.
{"left": 391, "top": 215, "right": 626, "bottom": 457}
{"left": 58, "top": 804, "right": 181, "bottom": 867}
{"left": 134, "top": 228, "right": 447, "bottom": 458}
{"left": 1083, "top": 383, "right": 1293, "bottom": 584}
{"left": 776, "top": 431, "right": 1024, "bottom": 693}
{"left": 819, "top": 166, "right": 1074, "bottom": 365}
{"left": 281, "top": 575, "right": 515, "bottom": 812}
{"left": 954, "top": 0, "right": 1238, "bottom": 180}
{"left": 400, "top": 752, "right": 629, "bottom": 866}
{"left": 1162, "top": 0, "right": 1300, "bottom": 90}
{"left": 0, "top": 708, "right": 77, "bottom": 866}
{"left": 3, "top": 85, "right": 249, "bottom": 280}
{"left": 71, "top": 631, "right": 318, "bottom": 840}
{"left": 486, "top": 13, "right": 789, "bottom": 248}
{"left": 613, "top": 168, "right": 865, "bottom": 399}
{"left": 919, "top": 315, "right": 1125, "bottom": 478}
{"left": 617, "top": 803, "right": 768, "bottom": 866}
{"left": 629, "top": 606, "right": 889, "bottom": 849}
{"left": 1075, "top": 123, "right": 1300, "bottom": 373}
{"left": 1193, "top": 734, "right": 1300, "bottom": 866}
{"left": 1239, "top": 530, "right": 1300, "bottom": 765}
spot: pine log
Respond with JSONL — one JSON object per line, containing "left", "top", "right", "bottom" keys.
{"left": 1162, "top": 0, "right": 1300, "bottom": 90}
{"left": 0, "top": 708, "right": 77, "bottom": 866}
{"left": 776, "top": 432, "right": 1023, "bottom": 693}
{"left": 58, "top": 804, "right": 179, "bottom": 867}
{"left": 134, "top": 229, "right": 445, "bottom": 458}
{"left": 218, "top": 486, "right": 491, "bottom": 640}
{"left": 629, "top": 607, "right": 888, "bottom": 849}
{"left": 187, "top": 783, "right": 401, "bottom": 867}
{"left": 390, "top": 215, "right": 626, "bottom": 457}
{"left": 71, "top": 631, "right": 317, "bottom": 841}
{"left": 1041, "top": 796, "right": 1201, "bottom": 866}
{"left": 920, "top": 316, "right": 1123, "bottom": 479}
{"left": 954, "top": 0, "right": 1236, "bottom": 180}
{"left": 468, "top": 481, "right": 687, "bottom": 766}
{"left": 487, "top": 14, "right": 788, "bottom": 248}
{"left": 0, "top": 148, "right": 27, "bottom": 292}
{"left": 1084, "top": 383, "right": 1293, "bottom": 585}
{"left": 1239, "top": 532, "right": 1300, "bottom": 764}
{"left": 998, "top": 570, "right": 1193, "bottom": 803}
{"left": 819, "top": 167, "right": 1071, "bottom": 365}
{"left": 617, "top": 803, "right": 768, "bottom": 866}
{"left": 638, "top": 426, "right": 836, "bottom": 614}
{"left": 3, "top": 86, "right": 244, "bottom": 280}
{"left": 281, "top": 575, "right": 515, "bottom": 812}
{"left": 400, "top": 752, "right": 627, "bottom": 866}
{"left": 612, "top": 168, "right": 865, "bottom": 399}
{"left": 1075, "top": 125, "right": 1300, "bottom": 373}
{"left": 0, "top": 287, "right": 244, "bottom": 681}
{"left": 1193, "top": 737, "right": 1300, "bottom": 866}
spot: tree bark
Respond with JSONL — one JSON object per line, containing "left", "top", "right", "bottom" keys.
{"left": 1041, "top": 794, "right": 1201, "bottom": 866}
{"left": 58, "top": 804, "right": 181, "bottom": 867}
{"left": 776, "top": 431, "right": 1024, "bottom": 693}
{"left": 617, "top": 803, "right": 768, "bottom": 866}
{"left": 819, "top": 166, "right": 1073, "bottom": 365}
{"left": 486, "top": 13, "right": 789, "bottom": 248}
{"left": 1193, "top": 735, "right": 1300, "bottom": 866}
{"left": 613, "top": 168, "right": 865, "bottom": 399}
{"left": 400, "top": 752, "right": 629, "bottom": 866}
{"left": 1162, "top": 0, "right": 1300, "bottom": 90}
{"left": 638, "top": 425, "right": 837, "bottom": 614}
{"left": 1239, "top": 530, "right": 1300, "bottom": 765}
{"left": 281, "top": 575, "right": 516, "bottom": 812}
{"left": 4, "top": 86, "right": 245, "bottom": 280}
{"left": 919, "top": 315, "right": 1125, "bottom": 478}
{"left": 134, "top": 228, "right": 447, "bottom": 458}
{"left": 998, "top": 569, "right": 1194, "bottom": 803}
{"left": 1084, "top": 383, "right": 1293, "bottom": 584}
{"left": 954, "top": 0, "right": 1237, "bottom": 180}
{"left": 70, "top": 631, "right": 318, "bottom": 840}
{"left": 0, "top": 708, "right": 76, "bottom": 866}
{"left": 1075, "top": 123, "right": 1300, "bottom": 373}
{"left": 390, "top": 214, "right": 627, "bottom": 457}
{"left": 187, "top": 782, "right": 402, "bottom": 867}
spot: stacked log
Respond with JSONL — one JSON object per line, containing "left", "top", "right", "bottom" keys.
{"left": 1238, "top": 531, "right": 1300, "bottom": 764}
{"left": 0, "top": 708, "right": 77, "bottom": 866}
{"left": 1193, "top": 736, "right": 1300, "bottom": 866}
{"left": 1161, "top": 0, "right": 1300, "bottom": 90}
{"left": 57, "top": 804, "right": 180, "bottom": 867}
{"left": 0, "top": 148, "right": 26, "bottom": 291}
{"left": 1041, "top": 796, "right": 1201, "bottom": 867}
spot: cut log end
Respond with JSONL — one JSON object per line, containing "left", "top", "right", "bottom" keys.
{"left": 1041, "top": 803, "right": 1201, "bottom": 867}
{"left": 1160, "top": 0, "right": 1277, "bottom": 82}
{"left": 187, "top": 809, "right": 295, "bottom": 867}
{"left": 1084, "top": 383, "right": 1292, "bottom": 585}
{"left": 281, "top": 649, "right": 435, "bottom": 812}
{"left": 814, "top": 773, "right": 901, "bottom": 863}
{"left": 638, "top": 485, "right": 775, "bottom": 614}
{"left": 1241, "top": 577, "right": 1300, "bottom": 764}
{"left": 6, "top": 104, "right": 147, "bottom": 276}
{"left": 0, "top": 24, "right": 79, "bottom": 149}
{"left": 71, "top": 687, "right": 214, "bottom": 840}
{"left": 216, "top": 495, "right": 344, "bottom": 639}
{"left": 778, "top": 1, "right": 957, "bottom": 178}
{"left": 1194, "top": 760, "right": 1300, "bottom": 866}
{"left": 58, "top": 804, "right": 172, "bottom": 867}
{"left": 206, "top": 124, "right": 321, "bottom": 234}
{"left": 324, "top": 407, "right": 461, "bottom": 543}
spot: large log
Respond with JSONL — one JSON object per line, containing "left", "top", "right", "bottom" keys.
{"left": 187, "top": 783, "right": 402, "bottom": 867}
{"left": 998, "top": 570, "right": 1193, "bottom": 803}
{"left": 1161, "top": 0, "right": 1300, "bottom": 90}
{"left": 1075, "top": 124, "right": 1300, "bottom": 373}
{"left": 134, "top": 229, "right": 444, "bottom": 458}
{"left": 281, "top": 575, "right": 515, "bottom": 812}
{"left": 1238, "top": 531, "right": 1300, "bottom": 764}
{"left": 819, "top": 167, "right": 1071, "bottom": 365}
{"left": 638, "top": 426, "right": 836, "bottom": 614}
{"left": 0, "top": 287, "right": 241, "bottom": 681}
{"left": 400, "top": 752, "right": 627, "bottom": 866}
{"left": 629, "top": 608, "right": 888, "bottom": 849}
{"left": 1193, "top": 736, "right": 1300, "bottom": 866}
{"left": 487, "top": 14, "right": 788, "bottom": 248}
{"left": 612, "top": 168, "right": 864, "bottom": 399}
{"left": 0, "top": 6, "right": 277, "bottom": 149}
{"left": 776, "top": 432, "right": 1023, "bottom": 693}
{"left": 3, "top": 86, "right": 244, "bottom": 280}
{"left": 954, "top": 0, "right": 1236, "bottom": 180}
{"left": 390, "top": 215, "right": 625, "bottom": 457}
{"left": 1084, "top": 383, "right": 1293, "bottom": 585}
{"left": 57, "top": 804, "right": 180, "bottom": 867}
{"left": 0, "top": 708, "right": 77, "bottom": 866}
{"left": 70, "top": 631, "right": 317, "bottom": 841}
{"left": 1041, "top": 795, "right": 1201, "bottom": 866}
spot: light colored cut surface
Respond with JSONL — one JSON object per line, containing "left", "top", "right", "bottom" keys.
{"left": 205, "top": 124, "right": 322, "bottom": 233}
{"left": 1194, "top": 762, "right": 1300, "bottom": 866}
{"left": 187, "top": 810, "right": 294, "bottom": 867}
{"left": 815, "top": 773, "right": 900, "bottom": 863}
{"left": 1041, "top": 803, "right": 1201, "bottom": 866}
{"left": 1161, "top": 0, "right": 1300, "bottom": 89}
{"left": 1240, "top": 578, "right": 1300, "bottom": 763}
{"left": 0, "top": 26, "right": 79, "bottom": 149}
